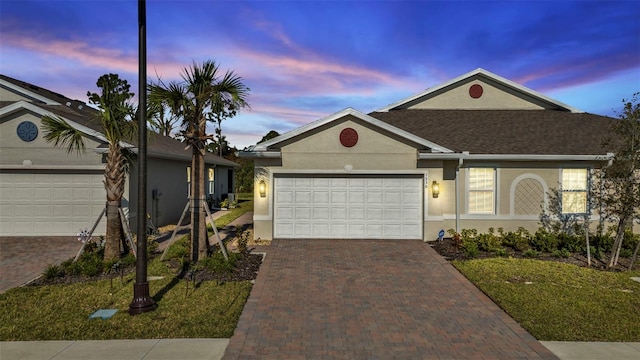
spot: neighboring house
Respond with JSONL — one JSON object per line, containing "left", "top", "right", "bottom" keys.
{"left": 241, "top": 68, "right": 619, "bottom": 241}
{"left": 0, "top": 75, "right": 237, "bottom": 236}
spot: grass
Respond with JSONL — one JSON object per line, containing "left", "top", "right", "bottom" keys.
{"left": 453, "top": 258, "right": 640, "bottom": 341}
{"left": 0, "top": 259, "right": 252, "bottom": 340}
{"left": 209, "top": 193, "right": 253, "bottom": 231}
{"left": 0, "top": 197, "right": 256, "bottom": 341}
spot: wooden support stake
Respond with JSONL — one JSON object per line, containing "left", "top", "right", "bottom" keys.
{"left": 118, "top": 208, "right": 137, "bottom": 257}
{"left": 160, "top": 201, "right": 190, "bottom": 260}
{"left": 204, "top": 202, "right": 228, "bottom": 260}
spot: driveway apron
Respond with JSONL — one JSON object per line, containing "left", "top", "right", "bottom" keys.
{"left": 224, "top": 239, "right": 557, "bottom": 360}
{"left": 0, "top": 237, "right": 79, "bottom": 293}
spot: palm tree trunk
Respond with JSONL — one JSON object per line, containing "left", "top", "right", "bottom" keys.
{"left": 105, "top": 201, "right": 122, "bottom": 260}
{"left": 190, "top": 145, "right": 208, "bottom": 261}
{"left": 104, "top": 143, "right": 126, "bottom": 261}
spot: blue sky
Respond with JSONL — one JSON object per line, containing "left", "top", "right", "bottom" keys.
{"left": 1, "top": 0, "right": 639, "bottom": 149}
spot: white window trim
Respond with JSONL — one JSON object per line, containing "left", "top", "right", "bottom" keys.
{"left": 466, "top": 167, "right": 499, "bottom": 215}
{"left": 559, "top": 168, "right": 589, "bottom": 215}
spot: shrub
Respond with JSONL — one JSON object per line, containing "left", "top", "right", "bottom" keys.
{"left": 43, "top": 264, "right": 62, "bottom": 280}
{"left": 501, "top": 228, "right": 531, "bottom": 252}
{"left": 236, "top": 230, "right": 249, "bottom": 254}
{"left": 494, "top": 248, "right": 507, "bottom": 257}
{"left": 558, "top": 233, "right": 583, "bottom": 253}
{"left": 476, "top": 229, "right": 502, "bottom": 252}
{"left": 121, "top": 253, "right": 136, "bottom": 267}
{"left": 619, "top": 249, "right": 633, "bottom": 258}
{"left": 523, "top": 249, "right": 540, "bottom": 258}
{"left": 551, "top": 249, "right": 571, "bottom": 258}
{"left": 461, "top": 239, "right": 479, "bottom": 258}
{"left": 531, "top": 229, "right": 558, "bottom": 253}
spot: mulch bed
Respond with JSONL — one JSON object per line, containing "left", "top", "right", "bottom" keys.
{"left": 430, "top": 237, "right": 635, "bottom": 271}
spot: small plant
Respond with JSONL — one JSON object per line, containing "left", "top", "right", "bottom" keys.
{"left": 447, "top": 229, "right": 462, "bottom": 248}
{"left": 531, "top": 229, "right": 558, "bottom": 253}
{"left": 462, "top": 239, "right": 479, "bottom": 258}
{"left": 551, "top": 249, "right": 571, "bottom": 258}
{"left": 236, "top": 230, "right": 250, "bottom": 254}
{"left": 220, "top": 199, "right": 229, "bottom": 209}
{"left": 523, "top": 249, "right": 540, "bottom": 258}
{"left": 43, "top": 264, "right": 62, "bottom": 280}
{"left": 200, "top": 252, "right": 239, "bottom": 273}
{"left": 494, "top": 248, "right": 507, "bottom": 257}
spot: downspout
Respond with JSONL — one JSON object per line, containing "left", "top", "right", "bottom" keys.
{"left": 455, "top": 152, "right": 468, "bottom": 233}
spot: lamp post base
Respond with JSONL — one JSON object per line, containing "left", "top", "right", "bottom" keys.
{"left": 128, "top": 282, "right": 156, "bottom": 315}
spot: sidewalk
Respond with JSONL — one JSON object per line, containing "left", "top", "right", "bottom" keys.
{"left": 1, "top": 339, "right": 639, "bottom": 360}
{"left": 0, "top": 339, "right": 229, "bottom": 360}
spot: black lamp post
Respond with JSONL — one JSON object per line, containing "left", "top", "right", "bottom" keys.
{"left": 129, "top": 0, "right": 156, "bottom": 315}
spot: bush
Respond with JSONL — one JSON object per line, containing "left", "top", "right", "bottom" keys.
{"left": 461, "top": 239, "right": 479, "bottom": 258}
{"left": 551, "top": 249, "right": 571, "bottom": 258}
{"left": 531, "top": 229, "right": 558, "bottom": 253}
{"left": 523, "top": 249, "right": 540, "bottom": 258}
{"left": 236, "top": 230, "right": 249, "bottom": 254}
{"left": 494, "top": 248, "right": 507, "bottom": 257}
{"left": 43, "top": 264, "right": 62, "bottom": 280}
{"left": 501, "top": 227, "right": 531, "bottom": 252}
{"left": 476, "top": 228, "right": 502, "bottom": 252}
{"left": 558, "top": 233, "right": 583, "bottom": 253}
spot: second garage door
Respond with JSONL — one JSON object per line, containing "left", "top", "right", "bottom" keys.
{"left": 0, "top": 172, "right": 106, "bottom": 236}
{"left": 274, "top": 176, "right": 423, "bottom": 239}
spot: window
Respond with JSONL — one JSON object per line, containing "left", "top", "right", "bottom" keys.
{"left": 208, "top": 168, "right": 215, "bottom": 195}
{"left": 468, "top": 168, "right": 495, "bottom": 214}
{"left": 561, "top": 169, "right": 588, "bottom": 214}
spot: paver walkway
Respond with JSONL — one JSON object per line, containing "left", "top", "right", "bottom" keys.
{"left": 0, "top": 237, "right": 79, "bottom": 293}
{"left": 223, "top": 239, "right": 557, "bottom": 359}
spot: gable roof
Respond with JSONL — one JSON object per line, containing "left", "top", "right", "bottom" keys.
{"left": 249, "top": 107, "right": 453, "bottom": 155}
{"left": 377, "top": 68, "right": 583, "bottom": 113}
{"left": 0, "top": 75, "right": 237, "bottom": 167}
{"left": 369, "top": 109, "right": 614, "bottom": 155}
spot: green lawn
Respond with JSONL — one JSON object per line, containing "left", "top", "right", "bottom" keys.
{"left": 453, "top": 258, "right": 640, "bottom": 341}
{"left": 0, "top": 260, "right": 252, "bottom": 340}
{"left": 0, "top": 197, "right": 255, "bottom": 341}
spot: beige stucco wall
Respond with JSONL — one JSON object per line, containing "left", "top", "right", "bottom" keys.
{"left": 1, "top": 109, "right": 104, "bottom": 167}
{"left": 281, "top": 117, "right": 418, "bottom": 171}
{"left": 408, "top": 80, "right": 546, "bottom": 110}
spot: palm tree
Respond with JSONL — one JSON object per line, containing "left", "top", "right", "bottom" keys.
{"left": 149, "top": 60, "right": 249, "bottom": 261}
{"left": 42, "top": 74, "right": 136, "bottom": 261}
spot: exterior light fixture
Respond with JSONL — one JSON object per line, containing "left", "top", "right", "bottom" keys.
{"left": 258, "top": 180, "right": 267, "bottom": 198}
{"left": 432, "top": 180, "right": 440, "bottom": 198}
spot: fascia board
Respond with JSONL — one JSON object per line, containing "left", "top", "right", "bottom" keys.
{"left": 252, "top": 107, "right": 453, "bottom": 153}
{"left": 377, "top": 68, "right": 583, "bottom": 113}
{"left": 418, "top": 153, "right": 614, "bottom": 161}
{"left": 0, "top": 79, "right": 61, "bottom": 105}
{"left": 238, "top": 150, "right": 282, "bottom": 159}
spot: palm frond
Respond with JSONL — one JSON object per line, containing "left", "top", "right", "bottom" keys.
{"left": 41, "top": 115, "right": 87, "bottom": 155}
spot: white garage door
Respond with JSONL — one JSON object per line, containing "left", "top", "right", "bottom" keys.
{"left": 0, "top": 172, "right": 106, "bottom": 236}
{"left": 274, "top": 176, "right": 423, "bottom": 239}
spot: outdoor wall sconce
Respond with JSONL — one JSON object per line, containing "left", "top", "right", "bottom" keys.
{"left": 432, "top": 180, "right": 440, "bottom": 198}
{"left": 258, "top": 180, "right": 267, "bottom": 198}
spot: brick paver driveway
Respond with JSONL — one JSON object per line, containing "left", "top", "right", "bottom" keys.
{"left": 224, "top": 239, "right": 557, "bottom": 359}
{"left": 0, "top": 237, "right": 79, "bottom": 293}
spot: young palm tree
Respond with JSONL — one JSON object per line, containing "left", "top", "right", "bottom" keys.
{"left": 42, "top": 74, "right": 136, "bottom": 261}
{"left": 150, "top": 60, "right": 249, "bottom": 261}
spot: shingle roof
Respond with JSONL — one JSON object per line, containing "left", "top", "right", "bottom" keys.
{"left": 369, "top": 109, "right": 615, "bottom": 155}
{"left": 1, "top": 75, "right": 237, "bottom": 167}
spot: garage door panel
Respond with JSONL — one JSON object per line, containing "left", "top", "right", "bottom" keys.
{"left": 274, "top": 176, "right": 422, "bottom": 239}
{"left": 0, "top": 173, "right": 107, "bottom": 236}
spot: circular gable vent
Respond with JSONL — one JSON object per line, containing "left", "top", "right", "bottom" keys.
{"left": 469, "top": 84, "right": 483, "bottom": 99}
{"left": 340, "top": 128, "right": 358, "bottom": 147}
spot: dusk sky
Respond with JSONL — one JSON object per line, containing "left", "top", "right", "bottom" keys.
{"left": 1, "top": 0, "right": 639, "bottom": 149}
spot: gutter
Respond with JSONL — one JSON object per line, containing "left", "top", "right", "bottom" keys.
{"left": 455, "top": 152, "right": 468, "bottom": 233}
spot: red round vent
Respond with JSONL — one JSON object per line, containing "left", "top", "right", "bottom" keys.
{"left": 469, "top": 84, "right": 483, "bottom": 99}
{"left": 340, "top": 128, "right": 358, "bottom": 147}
